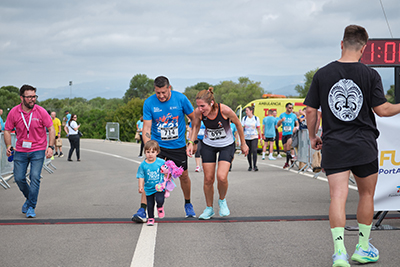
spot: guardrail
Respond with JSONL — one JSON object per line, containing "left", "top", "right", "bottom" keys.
{"left": 1, "top": 132, "right": 56, "bottom": 189}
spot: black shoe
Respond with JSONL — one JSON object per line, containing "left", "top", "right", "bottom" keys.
{"left": 54, "top": 152, "right": 58, "bottom": 156}
{"left": 254, "top": 166, "right": 259, "bottom": 171}
{"left": 248, "top": 167, "right": 252, "bottom": 171}
{"left": 68, "top": 159, "right": 72, "bottom": 162}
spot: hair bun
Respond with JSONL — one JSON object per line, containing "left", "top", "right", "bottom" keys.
{"left": 208, "top": 87, "right": 214, "bottom": 94}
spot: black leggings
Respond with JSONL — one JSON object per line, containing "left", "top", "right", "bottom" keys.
{"left": 139, "top": 135, "right": 144, "bottom": 156}
{"left": 146, "top": 192, "right": 165, "bottom": 219}
{"left": 246, "top": 138, "right": 258, "bottom": 168}
{"left": 275, "top": 128, "right": 280, "bottom": 154}
{"left": 68, "top": 134, "right": 80, "bottom": 160}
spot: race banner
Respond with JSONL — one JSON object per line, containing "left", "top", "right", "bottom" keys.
{"left": 374, "top": 115, "right": 400, "bottom": 211}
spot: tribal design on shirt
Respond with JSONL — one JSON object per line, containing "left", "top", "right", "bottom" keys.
{"left": 328, "top": 79, "right": 363, "bottom": 122}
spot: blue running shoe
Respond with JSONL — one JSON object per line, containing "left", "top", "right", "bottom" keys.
{"left": 199, "top": 207, "right": 215, "bottom": 220}
{"left": 184, "top": 203, "right": 196, "bottom": 218}
{"left": 332, "top": 250, "right": 350, "bottom": 267}
{"left": 22, "top": 201, "right": 29, "bottom": 214}
{"left": 26, "top": 207, "right": 36, "bottom": 218}
{"left": 218, "top": 199, "right": 230, "bottom": 217}
{"left": 351, "top": 242, "right": 379, "bottom": 263}
{"left": 132, "top": 207, "right": 147, "bottom": 223}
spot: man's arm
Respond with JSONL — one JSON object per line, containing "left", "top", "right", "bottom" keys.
{"left": 46, "top": 125, "right": 55, "bottom": 158}
{"left": 373, "top": 102, "right": 400, "bottom": 117}
{"left": 142, "top": 119, "right": 152, "bottom": 144}
{"left": 4, "top": 130, "right": 12, "bottom": 157}
{"left": 305, "top": 106, "right": 322, "bottom": 150}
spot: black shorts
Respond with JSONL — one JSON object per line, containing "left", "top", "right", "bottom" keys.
{"left": 201, "top": 142, "right": 235, "bottom": 163}
{"left": 264, "top": 137, "right": 275, "bottom": 142}
{"left": 158, "top": 146, "right": 188, "bottom": 171}
{"left": 282, "top": 135, "right": 292, "bottom": 145}
{"left": 195, "top": 140, "right": 202, "bottom": 158}
{"left": 324, "top": 159, "right": 378, "bottom": 178}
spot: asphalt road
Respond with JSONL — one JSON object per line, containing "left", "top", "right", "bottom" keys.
{"left": 1, "top": 139, "right": 399, "bottom": 267}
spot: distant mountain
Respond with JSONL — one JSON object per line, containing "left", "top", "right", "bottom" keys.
{"left": 37, "top": 71, "right": 394, "bottom": 101}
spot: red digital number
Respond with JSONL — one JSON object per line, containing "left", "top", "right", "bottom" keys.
{"left": 385, "top": 42, "right": 395, "bottom": 63}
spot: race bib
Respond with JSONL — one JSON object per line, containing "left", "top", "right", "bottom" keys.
{"left": 160, "top": 126, "right": 179, "bottom": 140}
{"left": 198, "top": 128, "right": 205, "bottom": 136}
{"left": 207, "top": 128, "right": 227, "bottom": 140}
{"left": 283, "top": 126, "right": 291, "bottom": 133}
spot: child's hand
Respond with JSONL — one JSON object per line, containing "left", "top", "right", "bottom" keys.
{"left": 138, "top": 187, "right": 144, "bottom": 194}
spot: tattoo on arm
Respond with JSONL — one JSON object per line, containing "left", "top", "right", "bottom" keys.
{"left": 145, "top": 133, "right": 151, "bottom": 139}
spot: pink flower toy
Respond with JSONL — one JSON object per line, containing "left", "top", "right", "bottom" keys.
{"left": 155, "top": 160, "right": 184, "bottom": 198}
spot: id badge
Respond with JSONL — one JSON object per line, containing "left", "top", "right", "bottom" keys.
{"left": 22, "top": 140, "right": 33, "bottom": 148}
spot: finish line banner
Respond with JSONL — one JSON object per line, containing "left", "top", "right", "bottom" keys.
{"left": 374, "top": 115, "right": 400, "bottom": 211}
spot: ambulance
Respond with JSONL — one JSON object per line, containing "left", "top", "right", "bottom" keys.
{"left": 235, "top": 94, "right": 305, "bottom": 150}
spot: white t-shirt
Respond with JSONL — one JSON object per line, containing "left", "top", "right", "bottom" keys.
{"left": 68, "top": 121, "right": 79, "bottom": 135}
{"left": 241, "top": 116, "right": 260, "bottom": 140}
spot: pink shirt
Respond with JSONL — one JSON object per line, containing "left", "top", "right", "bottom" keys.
{"left": 5, "top": 104, "right": 53, "bottom": 152}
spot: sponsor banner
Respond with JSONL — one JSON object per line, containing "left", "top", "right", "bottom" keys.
{"left": 374, "top": 115, "right": 400, "bottom": 211}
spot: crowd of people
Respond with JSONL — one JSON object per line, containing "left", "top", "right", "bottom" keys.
{"left": 4, "top": 24, "right": 400, "bottom": 267}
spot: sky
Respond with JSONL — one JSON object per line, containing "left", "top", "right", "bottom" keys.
{"left": 1, "top": 0, "right": 399, "bottom": 97}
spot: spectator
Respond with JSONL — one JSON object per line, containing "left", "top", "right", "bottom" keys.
{"left": 51, "top": 111, "right": 64, "bottom": 157}
{"left": 64, "top": 114, "right": 81, "bottom": 162}
{"left": 136, "top": 116, "right": 144, "bottom": 158}
{"left": 242, "top": 106, "right": 261, "bottom": 171}
{"left": 4, "top": 84, "right": 55, "bottom": 218}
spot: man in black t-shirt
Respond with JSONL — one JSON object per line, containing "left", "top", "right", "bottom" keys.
{"left": 304, "top": 25, "right": 400, "bottom": 267}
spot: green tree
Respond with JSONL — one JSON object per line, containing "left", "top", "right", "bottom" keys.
{"left": 112, "top": 97, "right": 144, "bottom": 142}
{"left": 1, "top": 85, "right": 19, "bottom": 95}
{"left": 123, "top": 74, "right": 154, "bottom": 102}
{"left": 386, "top": 85, "right": 395, "bottom": 104}
{"left": 0, "top": 87, "right": 20, "bottom": 117}
{"left": 214, "top": 77, "right": 264, "bottom": 109}
{"left": 184, "top": 82, "right": 213, "bottom": 108}
{"left": 294, "top": 68, "right": 319, "bottom": 97}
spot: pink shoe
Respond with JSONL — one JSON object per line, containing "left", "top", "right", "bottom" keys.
{"left": 147, "top": 218, "right": 155, "bottom": 226}
{"left": 164, "top": 190, "right": 170, "bottom": 198}
{"left": 195, "top": 166, "right": 201, "bottom": 172}
{"left": 157, "top": 207, "right": 165, "bottom": 218}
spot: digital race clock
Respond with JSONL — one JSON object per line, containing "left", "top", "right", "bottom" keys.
{"left": 360, "top": 39, "right": 400, "bottom": 66}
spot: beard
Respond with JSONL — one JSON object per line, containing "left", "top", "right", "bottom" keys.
{"left": 23, "top": 99, "right": 35, "bottom": 110}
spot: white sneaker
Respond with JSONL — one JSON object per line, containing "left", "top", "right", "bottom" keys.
{"left": 195, "top": 166, "right": 201, "bottom": 172}
{"left": 277, "top": 154, "right": 282, "bottom": 159}
{"left": 269, "top": 156, "right": 276, "bottom": 160}
{"left": 262, "top": 156, "right": 265, "bottom": 160}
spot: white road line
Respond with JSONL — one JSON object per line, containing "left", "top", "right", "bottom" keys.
{"left": 130, "top": 223, "right": 158, "bottom": 267}
{"left": 70, "top": 146, "right": 155, "bottom": 267}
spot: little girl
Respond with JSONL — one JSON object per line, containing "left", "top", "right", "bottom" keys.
{"left": 136, "top": 140, "right": 166, "bottom": 226}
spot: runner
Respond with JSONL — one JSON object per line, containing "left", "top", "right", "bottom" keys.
{"left": 277, "top": 103, "right": 299, "bottom": 168}
{"left": 187, "top": 87, "right": 248, "bottom": 220}
{"left": 304, "top": 25, "right": 400, "bottom": 267}
{"left": 131, "top": 76, "right": 196, "bottom": 222}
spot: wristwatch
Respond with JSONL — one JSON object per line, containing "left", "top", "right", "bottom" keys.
{"left": 193, "top": 140, "right": 199, "bottom": 145}
{"left": 48, "top": 145, "right": 55, "bottom": 150}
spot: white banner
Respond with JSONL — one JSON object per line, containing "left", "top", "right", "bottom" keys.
{"left": 374, "top": 115, "right": 400, "bottom": 211}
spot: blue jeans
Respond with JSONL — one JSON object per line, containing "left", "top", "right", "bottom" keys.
{"left": 13, "top": 150, "right": 45, "bottom": 209}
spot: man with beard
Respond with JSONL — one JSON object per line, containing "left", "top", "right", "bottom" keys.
{"left": 4, "top": 85, "right": 55, "bottom": 218}
{"left": 131, "top": 76, "right": 196, "bottom": 222}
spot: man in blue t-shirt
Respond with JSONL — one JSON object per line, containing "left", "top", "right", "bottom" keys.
{"left": 132, "top": 76, "right": 196, "bottom": 222}
{"left": 277, "top": 102, "right": 299, "bottom": 168}
{"left": 262, "top": 109, "right": 277, "bottom": 160}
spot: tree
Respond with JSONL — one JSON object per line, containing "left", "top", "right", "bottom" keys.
{"left": 112, "top": 97, "right": 145, "bottom": 142}
{"left": 386, "top": 85, "right": 395, "bottom": 104}
{"left": 184, "top": 82, "right": 213, "bottom": 108}
{"left": 0, "top": 87, "right": 20, "bottom": 117}
{"left": 214, "top": 77, "right": 264, "bottom": 109}
{"left": 294, "top": 68, "right": 319, "bottom": 97}
{"left": 123, "top": 74, "right": 154, "bottom": 102}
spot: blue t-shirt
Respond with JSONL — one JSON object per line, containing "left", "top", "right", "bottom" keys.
{"left": 143, "top": 91, "right": 194, "bottom": 149}
{"left": 137, "top": 120, "right": 143, "bottom": 135}
{"left": 189, "top": 121, "right": 206, "bottom": 140}
{"left": 262, "top": 116, "right": 276, "bottom": 138}
{"left": 136, "top": 157, "right": 166, "bottom": 196}
{"left": 279, "top": 112, "right": 298, "bottom": 136}
{"left": 230, "top": 122, "right": 237, "bottom": 141}
{"left": 0, "top": 116, "right": 4, "bottom": 131}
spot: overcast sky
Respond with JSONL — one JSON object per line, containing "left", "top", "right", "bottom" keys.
{"left": 1, "top": 0, "right": 399, "bottom": 91}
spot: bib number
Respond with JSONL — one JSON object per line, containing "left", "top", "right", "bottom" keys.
{"left": 207, "top": 128, "right": 226, "bottom": 140}
{"left": 161, "top": 126, "right": 178, "bottom": 140}
{"left": 283, "top": 126, "right": 291, "bottom": 133}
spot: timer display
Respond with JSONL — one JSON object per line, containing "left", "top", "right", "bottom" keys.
{"left": 360, "top": 39, "right": 400, "bottom": 66}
